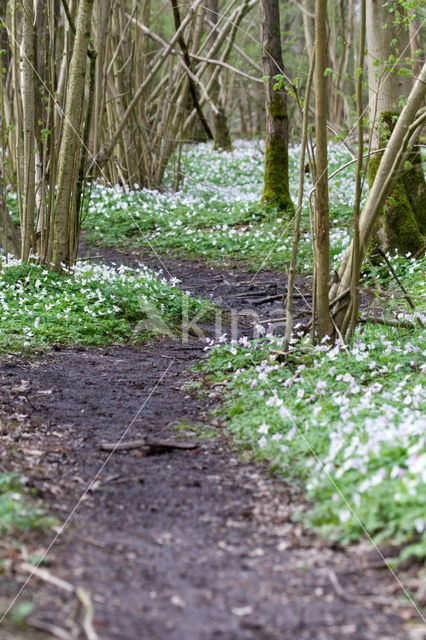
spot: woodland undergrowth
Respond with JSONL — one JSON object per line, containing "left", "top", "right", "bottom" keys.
{"left": 2, "top": 141, "right": 425, "bottom": 562}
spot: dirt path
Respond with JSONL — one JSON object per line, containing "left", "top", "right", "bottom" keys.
{"left": 0, "top": 249, "right": 421, "bottom": 640}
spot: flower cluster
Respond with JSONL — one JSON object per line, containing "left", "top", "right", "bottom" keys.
{"left": 200, "top": 320, "right": 426, "bottom": 560}
{"left": 83, "top": 140, "right": 355, "bottom": 272}
{"left": 0, "top": 259, "right": 209, "bottom": 352}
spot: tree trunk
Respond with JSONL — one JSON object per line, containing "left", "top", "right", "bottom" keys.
{"left": 20, "top": 0, "right": 36, "bottom": 261}
{"left": 208, "top": 0, "right": 232, "bottom": 151}
{"left": 51, "top": 0, "right": 94, "bottom": 269}
{"left": 260, "top": 0, "right": 293, "bottom": 213}
{"left": 313, "top": 0, "right": 333, "bottom": 338}
{"left": 302, "top": 0, "right": 315, "bottom": 56}
{"left": 170, "top": 0, "right": 213, "bottom": 141}
{"left": 366, "top": 0, "right": 425, "bottom": 255}
{"left": 0, "top": 178, "right": 21, "bottom": 258}
{"left": 331, "top": 61, "right": 426, "bottom": 321}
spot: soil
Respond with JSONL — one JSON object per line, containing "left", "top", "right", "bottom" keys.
{"left": 0, "top": 246, "right": 424, "bottom": 640}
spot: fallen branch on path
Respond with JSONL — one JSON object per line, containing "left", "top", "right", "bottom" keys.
{"left": 359, "top": 315, "right": 418, "bottom": 329}
{"left": 99, "top": 438, "right": 198, "bottom": 454}
{"left": 252, "top": 294, "right": 283, "bottom": 305}
{"left": 230, "top": 291, "right": 277, "bottom": 299}
{"left": 26, "top": 618, "right": 75, "bottom": 640}
{"left": 327, "top": 568, "right": 402, "bottom": 608}
{"left": 19, "top": 562, "right": 74, "bottom": 593}
{"left": 258, "top": 310, "right": 309, "bottom": 324}
{"left": 18, "top": 563, "right": 99, "bottom": 640}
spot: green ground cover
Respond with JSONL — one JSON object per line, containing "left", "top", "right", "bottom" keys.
{"left": 3, "top": 140, "right": 425, "bottom": 561}
{"left": 196, "top": 250, "right": 426, "bottom": 561}
{"left": 82, "top": 140, "right": 355, "bottom": 271}
{"left": 0, "top": 260, "right": 210, "bottom": 353}
{"left": 0, "top": 473, "right": 56, "bottom": 543}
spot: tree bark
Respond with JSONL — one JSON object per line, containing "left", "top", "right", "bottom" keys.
{"left": 366, "top": 0, "right": 425, "bottom": 255}
{"left": 313, "top": 0, "right": 333, "bottom": 338}
{"left": 207, "top": 0, "right": 232, "bottom": 151}
{"left": 170, "top": 0, "right": 213, "bottom": 141}
{"left": 20, "top": 0, "right": 36, "bottom": 261}
{"left": 51, "top": 0, "right": 94, "bottom": 269}
{"left": 260, "top": 0, "right": 293, "bottom": 213}
{"left": 302, "top": 0, "right": 315, "bottom": 56}
{"left": 0, "top": 178, "right": 21, "bottom": 257}
{"left": 331, "top": 61, "right": 426, "bottom": 318}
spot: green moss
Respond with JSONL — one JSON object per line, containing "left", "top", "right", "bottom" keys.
{"left": 375, "top": 110, "right": 398, "bottom": 144}
{"left": 383, "top": 181, "right": 425, "bottom": 255}
{"left": 269, "top": 93, "right": 286, "bottom": 119}
{"left": 401, "top": 149, "right": 426, "bottom": 234}
{"left": 261, "top": 137, "right": 294, "bottom": 213}
{"left": 368, "top": 140, "right": 425, "bottom": 256}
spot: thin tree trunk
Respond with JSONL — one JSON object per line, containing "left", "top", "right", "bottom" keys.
{"left": 208, "top": 0, "right": 232, "bottom": 151}
{"left": 170, "top": 0, "right": 213, "bottom": 140}
{"left": 313, "top": 0, "right": 332, "bottom": 338}
{"left": 0, "top": 176, "right": 21, "bottom": 257}
{"left": 302, "top": 0, "right": 315, "bottom": 56}
{"left": 20, "top": 0, "right": 36, "bottom": 260}
{"left": 51, "top": 0, "right": 95, "bottom": 268}
{"left": 284, "top": 50, "right": 315, "bottom": 353}
{"left": 344, "top": 0, "right": 366, "bottom": 341}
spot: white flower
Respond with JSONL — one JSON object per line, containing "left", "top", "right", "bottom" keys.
{"left": 257, "top": 423, "right": 270, "bottom": 434}
{"left": 414, "top": 519, "right": 425, "bottom": 534}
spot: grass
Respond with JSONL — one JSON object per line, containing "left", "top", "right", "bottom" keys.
{"left": 0, "top": 472, "right": 57, "bottom": 539}
{"left": 0, "top": 259, "right": 212, "bottom": 353}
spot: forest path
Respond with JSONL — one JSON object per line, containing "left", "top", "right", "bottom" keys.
{"left": 0, "top": 247, "right": 418, "bottom": 640}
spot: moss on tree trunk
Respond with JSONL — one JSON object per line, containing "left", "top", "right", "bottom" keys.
{"left": 261, "top": 95, "right": 293, "bottom": 213}
{"left": 260, "top": 0, "right": 294, "bottom": 215}
{"left": 402, "top": 149, "right": 426, "bottom": 235}
{"left": 367, "top": 111, "right": 425, "bottom": 256}
{"left": 262, "top": 135, "right": 293, "bottom": 212}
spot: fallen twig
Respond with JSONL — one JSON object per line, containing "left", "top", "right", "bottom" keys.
{"left": 77, "top": 587, "right": 99, "bottom": 640}
{"left": 76, "top": 255, "right": 105, "bottom": 262}
{"left": 252, "top": 294, "right": 283, "bottom": 305}
{"left": 100, "top": 438, "right": 198, "bottom": 453}
{"left": 327, "top": 569, "right": 401, "bottom": 608}
{"left": 19, "top": 562, "right": 74, "bottom": 593}
{"left": 27, "top": 618, "right": 75, "bottom": 640}
{"left": 359, "top": 315, "right": 417, "bottom": 329}
{"left": 230, "top": 290, "right": 277, "bottom": 299}
{"left": 237, "top": 280, "right": 279, "bottom": 286}
{"left": 19, "top": 563, "right": 99, "bottom": 640}
{"left": 258, "top": 316, "right": 285, "bottom": 324}
{"left": 327, "top": 569, "right": 353, "bottom": 603}
{"left": 258, "top": 310, "right": 309, "bottom": 324}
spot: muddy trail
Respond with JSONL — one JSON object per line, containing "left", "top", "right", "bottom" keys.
{"left": 0, "top": 247, "right": 421, "bottom": 640}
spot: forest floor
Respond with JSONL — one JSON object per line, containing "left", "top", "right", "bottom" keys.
{"left": 0, "top": 245, "right": 424, "bottom": 640}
